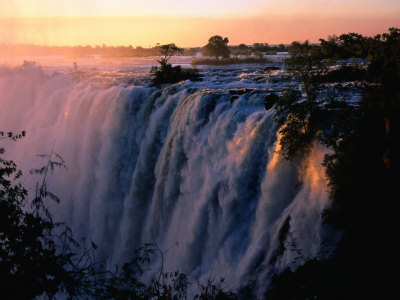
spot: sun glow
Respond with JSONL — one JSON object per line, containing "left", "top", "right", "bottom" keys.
{"left": 1, "top": 0, "right": 399, "bottom": 47}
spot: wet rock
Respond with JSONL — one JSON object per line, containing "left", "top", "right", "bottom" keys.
{"left": 254, "top": 76, "right": 265, "bottom": 82}
{"left": 230, "top": 95, "right": 239, "bottom": 103}
{"left": 228, "top": 88, "right": 254, "bottom": 95}
{"left": 264, "top": 93, "right": 280, "bottom": 110}
{"left": 264, "top": 66, "right": 280, "bottom": 71}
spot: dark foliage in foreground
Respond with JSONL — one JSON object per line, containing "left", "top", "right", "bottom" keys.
{"left": 1, "top": 28, "right": 399, "bottom": 299}
{"left": 267, "top": 27, "right": 400, "bottom": 299}
{"left": 271, "top": 40, "right": 348, "bottom": 160}
{"left": 317, "top": 65, "right": 368, "bottom": 83}
{"left": 0, "top": 133, "right": 256, "bottom": 299}
{"left": 0, "top": 133, "right": 88, "bottom": 299}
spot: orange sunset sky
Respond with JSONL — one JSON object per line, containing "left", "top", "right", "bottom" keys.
{"left": 1, "top": 0, "right": 399, "bottom": 47}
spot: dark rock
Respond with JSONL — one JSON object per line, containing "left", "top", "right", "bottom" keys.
{"left": 230, "top": 95, "right": 239, "bottom": 103}
{"left": 264, "top": 93, "right": 280, "bottom": 110}
{"left": 264, "top": 66, "right": 280, "bottom": 71}
{"left": 228, "top": 88, "right": 254, "bottom": 95}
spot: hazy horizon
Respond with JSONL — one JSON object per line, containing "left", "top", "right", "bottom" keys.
{"left": 1, "top": 0, "right": 399, "bottom": 47}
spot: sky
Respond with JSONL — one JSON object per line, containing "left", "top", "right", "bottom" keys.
{"left": 1, "top": 0, "right": 399, "bottom": 46}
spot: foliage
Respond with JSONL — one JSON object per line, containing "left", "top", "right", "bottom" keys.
{"left": 151, "top": 43, "right": 201, "bottom": 84}
{"left": 157, "top": 43, "right": 184, "bottom": 66}
{"left": 92, "top": 243, "right": 258, "bottom": 300}
{"left": 252, "top": 43, "right": 269, "bottom": 52}
{"left": 253, "top": 43, "right": 287, "bottom": 53}
{"left": 317, "top": 64, "right": 367, "bottom": 83}
{"left": 0, "top": 43, "right": 190, "bottom": 58}
{"left": 273, "top": 41, "right": 336, "bottom": 159}
{"left": 229, "top": 43, "right": 288, "bottom": 56}
{"left": 4, "top": 27, "right": 398, "bottom": 299}
{"left": 367, "top": 27, "right": 400, "bottom": 86}
{"left": 266, "top": 258, "right": 341, "bottom": 300}
{"left": 272, "top": 40, "right": 370, "bottom": 159}
{"left": 238, "top": 44, "right": 249, "bottom": 51}
{"left": 319, "top": 27, "right": 400, "bottom": 61}
{"left": 0, "top": 43, "right": 289, "bottom": 58}
{"left": 323, "top": 27, "right": 400, "bottom": 230}
{"left": 285, "top": 41, "right": 326, "bottom": 89}
{"left": 1, "top": 135, "right": 257, "bottom": 298}
{"left": 202, "top": 36, "right": 231, "bottom": 60}
{"left": 0, "top": 134, "right": 91, "bottom": 299}
{"left": 151, "top": 64, "right": 201, "bottom": 85}
{"left": 319, "top": 33, "right": 367, "bottom": 59}
{"left": 267, "top": 27, "right": 400, "bottom": 298}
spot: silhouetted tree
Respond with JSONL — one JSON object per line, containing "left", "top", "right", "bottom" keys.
{"left": 253, "top": 43, "right": 269, "bottom": 52}
{"left": 319, "top": 35, "right": 341, "bottom": 58}
{"left": 267, "top": 27, "right": 400, "bottom": 299}
{"left": 151, "top": 43, "right": 201, "bottom": 84}
{"left": 202, "top": 35, "right": 231, "bottom": 60}
{"left": 238, "top": 43, "right": 248, "bottom": 51}
{"left": 273, "top": 41, "right": 333, "bottom": 159}
{"left": 0, "top": 133, "right": 102, "bottom": 299}
{"left": 158, "top": 43, "right": 184, "bottom": 67}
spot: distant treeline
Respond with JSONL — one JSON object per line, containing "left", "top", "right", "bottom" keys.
{"left": 0, "top": 43, "right": 290, "bottom": 58}
{"left": 1, "top": 32, "right": 393, "bottom": 59}
{"left": 230, "top": 43, "right": 288, "bottom": 56}
{"left": 0, "top": 44, "right": 173, "bottom": 58}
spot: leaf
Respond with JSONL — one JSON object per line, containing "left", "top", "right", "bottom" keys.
{"left": 30, "top": 166, "right": 46, "bottom": 175}
{"left": 46, "top": 191, "right": 60, "bottom": 203}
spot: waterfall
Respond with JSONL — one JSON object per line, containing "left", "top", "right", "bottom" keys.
{"left": 0, "top": 62, "right": 329, "bottom": 294}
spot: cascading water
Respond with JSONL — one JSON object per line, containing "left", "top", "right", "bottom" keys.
{"left": 0, "top": 60, "right": 329, "bottom": 295}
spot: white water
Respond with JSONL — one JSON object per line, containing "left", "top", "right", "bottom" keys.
{"left": 0, "top": 59, "right": 329, "bottom": 295}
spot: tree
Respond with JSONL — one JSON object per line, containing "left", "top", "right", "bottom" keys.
{"left": 0, "top": 133, "right": 101, "bottom": 299}
{"left": 238, "top": 43, "right": 248, "bottom": 51}
{"left": 267, "top": 28, "right": 400, "bottom": 299}
{"left": 319, "top": 35, "right": 341, "bottom": 58}
{"left": 1, "top": 132, "right": 63, "bottom": 298}
{"left": 273, "top": 41, "right": 333, "bottom": 159}
{"left": 253, "top": 43, "right": 269, "bottom": 52}
{"left": 157, "top": 43, "right": 184, "bottom": 67}
{"left": 338, "top": 32, "right": 366, "bottom": 58}
{"left": 202, "top": 35, "right": 230, "bottom": 60}
{"left": 151, "top": 43, "right": 200, "bottom": 84}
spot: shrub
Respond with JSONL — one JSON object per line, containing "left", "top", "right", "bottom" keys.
{"left": 151, "top": 43, "right": 201, "bottom": 84}
{"left": 202, "top": 35, "right": 230, "bottom": 60}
